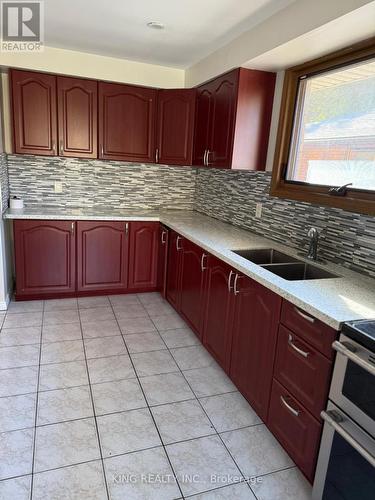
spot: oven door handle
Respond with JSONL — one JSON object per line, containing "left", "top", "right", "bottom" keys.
{"left": 332, "top": 340, "right": 375, "bottom": 376}
{"left": 321, "top": 410, "right": 375, "bottom": 468}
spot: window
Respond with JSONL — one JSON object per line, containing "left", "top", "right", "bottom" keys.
{"left": 271, "top": 37, "right": 375, "bottom": 215}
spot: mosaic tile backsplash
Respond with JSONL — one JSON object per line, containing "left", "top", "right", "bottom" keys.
{"left": 6, "top": 155, "right": 197, "bottom": 210}
{"left": 195, "top": 168, "right": 375, "bottom": 279}
{"left": 4, "top": 154, "right": 375, "bottom": 278}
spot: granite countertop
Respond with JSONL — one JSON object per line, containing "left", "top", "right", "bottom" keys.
{"left": 4, "top": 206, "right": 375, "bottom": 329}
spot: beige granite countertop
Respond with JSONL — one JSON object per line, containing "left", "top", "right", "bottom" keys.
{"left": 4, "top": 207, "right": 375, "bottom": 329}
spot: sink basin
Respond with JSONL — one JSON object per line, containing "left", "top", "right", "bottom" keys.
{"left": 262, "top": 262, "right": 339, "bottom": 281}
{"left": 232, "top": 248, "right": 301, "bottom": 265}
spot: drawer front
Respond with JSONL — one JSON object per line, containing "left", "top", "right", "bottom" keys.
{"left": 268, "top": 379, "right": 322, "bottom": 482}
{"left": 274, "top": 325, "right": 332, "bottom": 420}
{"left": 281, "top": 300, "right": 337, "bottom": 359}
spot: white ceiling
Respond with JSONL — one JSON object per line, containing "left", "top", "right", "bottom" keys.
{"left": 44, "top": 0, "right": 296, "bottom": 68}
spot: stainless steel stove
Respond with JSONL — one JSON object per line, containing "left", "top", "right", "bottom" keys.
{"left": 313, "top": 320, "right": 375, "bottom": 499}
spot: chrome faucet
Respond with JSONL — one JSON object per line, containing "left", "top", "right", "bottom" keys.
{"left": 307, "top": 227, "right": 319, "bottom": 261}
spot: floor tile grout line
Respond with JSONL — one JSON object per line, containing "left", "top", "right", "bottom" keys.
{"left": 145, "top": 298, "right": 272, "bottom": 497}
{"left": 29, "top": 298, "right": 45, "bottom": 500}
{"left": 108, "top": 295, "right": 186, "bottom": 500}
{"left": 77, "top": 307, "right": 111, "bottom": 500}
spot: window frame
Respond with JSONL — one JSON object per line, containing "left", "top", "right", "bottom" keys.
{"left": 270, "top": 36, "right": 375, "bottom": 215}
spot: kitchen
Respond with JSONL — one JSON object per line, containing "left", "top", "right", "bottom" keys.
{"left": 0, "top": 1, "right": 375, "bottom": 499}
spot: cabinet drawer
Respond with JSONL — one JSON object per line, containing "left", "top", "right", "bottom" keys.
{"left": 274, "top": 325, "right": 332, "bottom": 420}
{"left": 281, "top": 300, "right": 337, "bottom": 359}
{"left": 268, "top": 379, "right": 322, "bottom": 482}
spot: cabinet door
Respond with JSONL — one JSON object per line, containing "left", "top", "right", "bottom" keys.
{"left": 14, "top": 220, "right": 75, "bottom": 297}
{"left": 274, "top": 325, "right": 332, "bottom": 420}
{"left": 208, "top": 70, "right": 238, "bottom": 168}
{"left": 77, "top": 221, "right": 129, "bottom": 292}
{"left": 192, "top": 84, "right": 214, "bottom": 166}
{"left": 128, "top": 222, "right": 159, "bottom": 290}
{"left": 203, "top": 256, "right": 233, "bottom": 371}
{"left": 268, "top": 379, "right": 322, "bottom": 482}
{"left": 230, "top": 275, "right": 282, "bottom": 421}
{"left": 166, "top": 231, "right": 183, "bottom": 310}
{"left": 157, "top": 89, "right": 195, "bottom": 166}
{"left": 179, "top": 239, "right": 207, "bottom": 338}
{"left": 11, "top": 70, "right": 57, "bottom": 156}
{"left": 99, "top": 82, "right": 157, "bottom": 163}
{"left": 57, "top": 76, "right": 98, "bottom": 158}
{"left": 157, "top": 225, "right": 169, "bottom": 298}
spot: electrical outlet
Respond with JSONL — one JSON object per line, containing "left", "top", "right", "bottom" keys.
{"left": 255, "top": 203, "right": 263, "bottom": 218}
{"left": 54, "top": 181, "right": 63, "bottom": 193}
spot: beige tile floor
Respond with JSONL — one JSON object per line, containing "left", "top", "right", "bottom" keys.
{"left": 0, "top": 292, "right": 312, "bottom": 499}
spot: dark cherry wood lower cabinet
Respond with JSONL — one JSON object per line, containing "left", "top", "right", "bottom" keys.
{"left": 179, "top": 239, "right": 207, "bottom": 338}
{"left": 14, "top": 220, "right": 76, "bottom": 298}
{"left": 274, "top": 325, "right": 332, "bottom": 420}
{"left": 157, "top": 225, "right": 169, "bottom": 298}
{"left": 166, "top": 231, "right": 183, "bottom": 310}
{"left": 203, "top": 256, "right": 233, "bottom": 371}
{"left": 230, "top": 276, "right": 282, "bottom": 422}
{"left": 268, "top": 379, "right": 322, "bottom": 482}
{"left": 77, "top": 221, "right": 129, "bottom": 292}
{"left": 128, "top": 222, "right": 159, "bottom": 290}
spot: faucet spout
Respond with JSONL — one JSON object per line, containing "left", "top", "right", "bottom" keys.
{"left": 307, "top": 227, "right": 319, "bottom": 261}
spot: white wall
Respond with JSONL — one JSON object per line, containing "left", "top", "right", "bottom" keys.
{"left": 0, "top": 45, "right": 185, "bottom": 88}
{"left": 185, "top": 0, "right": 374, "bottom": 86}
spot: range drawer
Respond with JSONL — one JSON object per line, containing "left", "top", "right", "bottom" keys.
{"left": 268, "top": 378, "right": 322, "bottom": 483}
{"left": 274, "top": 325, "right": 332, "bottom": 420}
{"left": 281, "top": 300, "right": 337, "bottom": 359}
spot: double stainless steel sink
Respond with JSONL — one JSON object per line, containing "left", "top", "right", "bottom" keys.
{"left": 232, "top": 248, "right": 339, "bottom": 281}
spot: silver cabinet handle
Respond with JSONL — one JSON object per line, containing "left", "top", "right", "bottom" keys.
{"left": 52, "top": 140, "right": 56, "bottom": 155}
{"left": 100, "top": 144, "right": 104, "bottom": 158}
{"left": 280, "top": 396, "right": 300, "bottom": 417}
{"left": 203, "top": 149, "right": 208, "bottom": 166}
{"left": 288, "top": 334, "right": 310, "bottom": 358}
{"left": 161, "top": 230, "right": 167, "bottom": 244}
{"left": 125, "top": 222, "right": 129, "bottom": 235}
{"left": 201, "top": 253, "right": 208, "bottom": 272}
{"left": 59, "top": 140, "right": 63, "bottom": 155}
{"left": 71, "top": 222, "right": 74, "bottom": 235}
{"left": 176, "top": 236, "right": 182, "bottom": 251}
{"left": 155, "top": 148, "right": 159, "bottom": 163}
{"left": 333, "top": 340, "right": 375, "bottom": 376}
{"left": 227, "top": 270, "right": 234, "bottom": 292}
{"left": 321, "top": 410, "right": 375, "bottom": 467}
{"left": 294, "top": 306, "right": 315, "bottom": 323}
{"left": 206, "top": 149, "right": 212, "bottom": 166}
{"left": 233, "top": 273, "right": 242, "bottom": 295}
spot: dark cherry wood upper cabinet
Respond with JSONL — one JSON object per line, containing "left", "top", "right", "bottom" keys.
{"left": 230, "top": 275, "right": 282, "bottom": 421}
{"left": 77, "top": 221, "right": 129, "bottom": 292}
{"left": 11, "top": 69, "right": 57, "bottom": 156}
{"left": 99, "top": 82, "right": 157, "bottom": 163}
{"left": 208, "top": 70, "right": 238, "bottom": 168}
{"left": 157, "top": 225, "right": 169, "bottom": 298}
{"left": 179, "top": 239, "right": 207, "bottom": 338}
{"left": 14, "top": 220, "right": 75, "bottom": 297}
{"left": 203, "top": 256, "right": 234, "bottom": 371}
{"left": 193, "top": 84, "right": 214, "bottom": 165}
{"left": 156, "top": 89, "right": 196, "bottom": 166}
{"left": 193, "top": 68, "right": 276, "bottom": 170}
{"left": 128, "top": 222, "right": 159, "bottom": 290}
{"left": 166, "top": 231, "right": 183, "bottom": 310}
{"left": 57, "top": 76, "right": 98, "bottom": 158}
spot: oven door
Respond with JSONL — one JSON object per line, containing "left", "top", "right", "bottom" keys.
{"left": 313, "top": 402, "right": 375, "bottom": 500}
{"left": 329, "top": 334, "right": 375, "bottom": 437}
